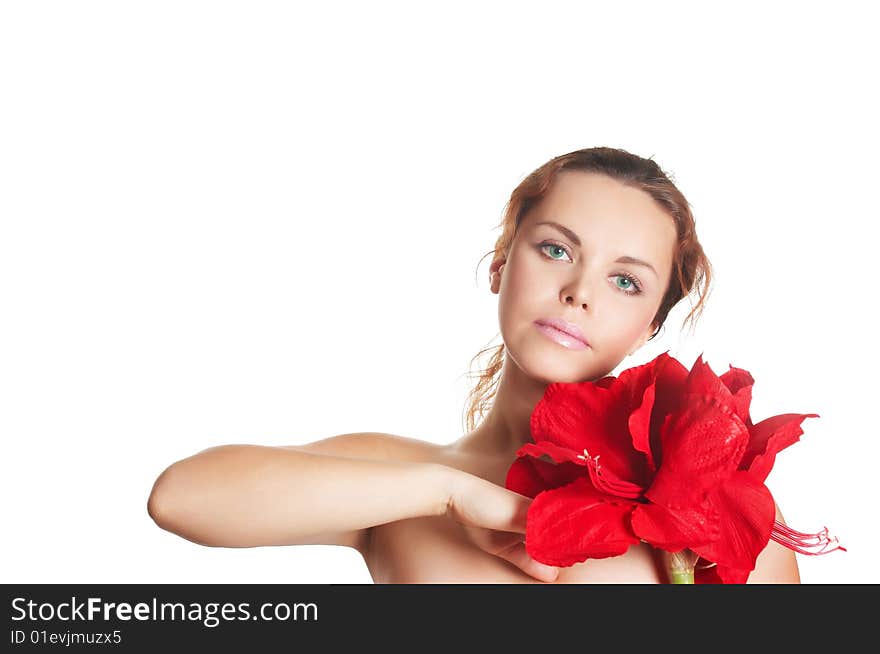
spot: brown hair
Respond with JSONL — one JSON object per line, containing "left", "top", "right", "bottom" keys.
{"left": 462, "top": 146, "right": 713, "bottom": 433}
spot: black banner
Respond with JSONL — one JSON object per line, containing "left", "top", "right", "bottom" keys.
{"left": 2, "top": 584, "right": 871, "bottom": 650}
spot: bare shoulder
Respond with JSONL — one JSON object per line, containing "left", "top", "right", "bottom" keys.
{"left": 281, "top": 431, "right": 446, "bottom": 465}
{"left": 748, "top": 501, "right": 801, "bottom": 584}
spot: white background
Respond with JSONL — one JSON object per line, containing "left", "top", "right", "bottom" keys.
{"left": 2, "top": 1, "right": 876, "bottom": 584}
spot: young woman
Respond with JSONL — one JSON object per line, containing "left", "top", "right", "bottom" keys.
{"left": 147, "top": 147, "right": 800, "bottom": 583}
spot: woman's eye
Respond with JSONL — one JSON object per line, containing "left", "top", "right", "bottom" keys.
{"left": 613, "top": 274, "right": 642, "bottom": 295}
{"left": 540, "top": 243, "right": 571, "bottom": 261}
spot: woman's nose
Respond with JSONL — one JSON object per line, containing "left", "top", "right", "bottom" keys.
{"left": 562, "top": 277, "right": 592, "bottom": 310}
{"left": 564, "top": 295, "right": 588, "bottom": 309}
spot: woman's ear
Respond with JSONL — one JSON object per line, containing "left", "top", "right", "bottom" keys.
{"left": 489, "top": 258, "right": 506, "bottom": 294}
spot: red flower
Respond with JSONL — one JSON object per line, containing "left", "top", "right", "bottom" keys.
{"left": 505, "top": 351, "right": 836, "bottom": 583}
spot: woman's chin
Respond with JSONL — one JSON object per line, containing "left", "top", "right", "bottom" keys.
{"left": 520, "top": 355, "right": 600, "bottom": 386}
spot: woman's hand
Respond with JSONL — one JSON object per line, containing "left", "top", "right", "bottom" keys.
{"left": 445, "top": 470, "right": 560, "bottom": 583}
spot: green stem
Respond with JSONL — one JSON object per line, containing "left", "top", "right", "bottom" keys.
{"left": 662, "top": 548, "right": 698, "bottom": 584}
{"left": 669, "top": 569, "right": 694, "bottom": 584}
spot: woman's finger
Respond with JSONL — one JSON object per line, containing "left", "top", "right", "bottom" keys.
{"left": 498, "top": 540, "right": 559, "bottom": 583}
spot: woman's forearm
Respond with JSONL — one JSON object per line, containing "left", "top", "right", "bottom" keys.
{"left": 147, "top": 444, "right": 453, "bottom": 548}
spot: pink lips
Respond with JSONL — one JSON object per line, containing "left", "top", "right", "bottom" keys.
{"left": 535, "top": 318, "right": 590, "bottom": 350}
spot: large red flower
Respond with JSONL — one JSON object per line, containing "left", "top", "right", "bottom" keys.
{"left": 505, "top": 351, "right": 825, "bottom": 583}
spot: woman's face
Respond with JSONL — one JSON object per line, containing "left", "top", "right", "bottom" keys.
{"left": 490, "top": 170, "right": 677, "bottom": 384}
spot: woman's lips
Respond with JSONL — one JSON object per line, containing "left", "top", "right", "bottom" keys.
{"left": 535, "top": 322, "right": 590, "bottom": 350}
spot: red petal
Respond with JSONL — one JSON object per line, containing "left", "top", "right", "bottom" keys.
{"left": 691, "top": 471, "right": 775, "bottom": 573}
{"left": 531, "top": 382, "right": 650, "bottom": 487}
{"left": 642, "top": 352, "right": 690, "bottom": 468}
{"left": 595, "top": 375, "right": 616, "bottom": 389}
{"left": 686, "top": 354, "right": 736, "bottom": 400}
{"left": 626, "top": 376, "right": 658, "bottom": 472}
{"left": 613, "top": 352, "right": 683, "bottom": 472}
{"left": 694, "top": 562, "right": 751, "bottom": 584}
{"left": 742, "top": 413, "right": 819, "bottom": 482}
{"left": 646, "top": 395, "right": 749, "bottom": 508}
{"left": 712, "top": 564, "right": 752, "bottom": 584}
{"left": 694, "top": 561, "right": 723, "bottom": 584}
{"left": 505, "top": 455, "right": 582, "bottom": 499}
{"left": 630, "top": 497, "right": 721, "bottom": 551}
{"left": 516, "top": 440, "right": 587, "bottom": 466}
{"left": 525, "top": 477, "right": 640, "bottom": 566}
{"left": 720, "top": 364, "right": 756, "bottom": 429}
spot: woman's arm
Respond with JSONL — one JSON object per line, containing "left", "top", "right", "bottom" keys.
{"left": 147, "top": 435, "right": 453, "bottom": 553}
{"left": 747, "top": 502, "right": 801, "bottom": 583}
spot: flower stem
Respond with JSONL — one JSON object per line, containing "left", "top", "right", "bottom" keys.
{"left": 669, "top": 569, "right": 694, "bottom": 584}
{"left": 662, "top": 549, "right": 698, "bottom": 584}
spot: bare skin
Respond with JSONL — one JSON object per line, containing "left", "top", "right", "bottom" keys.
{"left": 148, "top": 431, "right": 799, "bottom": 583}
{"left": 362, "top": 434, "right": 667, "bottom": 583}
{"left": 148, "top": 171, "right": 800, "bottom": 583}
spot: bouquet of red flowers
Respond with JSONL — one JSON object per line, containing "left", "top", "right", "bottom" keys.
{"left": 505, "top": 351, "right": 844, "bottom": 583}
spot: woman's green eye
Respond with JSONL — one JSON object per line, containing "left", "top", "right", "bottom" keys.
{"left": 614, "top": 274, "right": 642, "bottom": 295}
{"left": 540, "top": 243, "right": 569, "bottom": 260}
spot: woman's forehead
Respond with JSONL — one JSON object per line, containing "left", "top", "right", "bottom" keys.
{"left": 531, "top": 172, "right": 670, "bottom": 225}
{"left": 522, "top": 183, "right": 675, "bottom": 243}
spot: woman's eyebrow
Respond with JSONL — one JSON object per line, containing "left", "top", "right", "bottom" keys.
{"left": 535, "top": 220, "right": 659, "bottom": 278}
{"left": 535, "top": 221, "right": 583, "bottom": 246}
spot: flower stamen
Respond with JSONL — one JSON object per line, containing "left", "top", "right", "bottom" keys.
{"left": 770, "top": 520, "right": 847, "bottom": 555}
{"left": 578, "top": 448, "right": 644, "bottom": 499}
